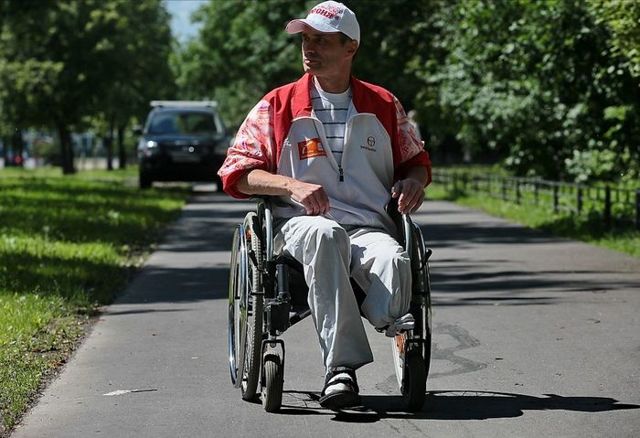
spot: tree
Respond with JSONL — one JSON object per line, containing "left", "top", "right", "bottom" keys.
{"left": 174, "top": 0, "right": 439, "bottom": 128}
{"left": 0, "top": 2, "right": 63, "bottom": 166}
{"left": 412, "top": 0, "right": 639, "bottom": 180}
{"left": 87, "top": 0, "right": 175, "bottom": 170}
{"left": 174, "top": 0, "right": 304, "bottom": 128}
{"left": 0, "top": 0, "right": 174, "bottom": 173}
{"left": 590, "top": 0, "right": 640, "bottom": 78}
{"left": 172, "top": 0, "right": 639, "bottom": 182}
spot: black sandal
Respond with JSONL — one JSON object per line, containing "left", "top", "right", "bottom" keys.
{"left": 319, "top": 367, "right": 361, "bottom": 410}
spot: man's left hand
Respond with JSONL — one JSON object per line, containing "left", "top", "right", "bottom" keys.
{"left": 391, "top": 178, "right": 425, "bottom": 214}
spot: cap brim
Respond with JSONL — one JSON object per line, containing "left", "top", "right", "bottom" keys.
{"left": 285, "top": 18, "right": 339, "bottom": 35}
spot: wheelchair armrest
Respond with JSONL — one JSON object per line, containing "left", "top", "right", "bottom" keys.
{"left": 400, "top": 213, "right": 413, "bottom": 258}
{"left": 386, "top": 197, "right": 414, "bottom": 255}
{"left": 254, "top": 196, "right": 275, "bottom": 261}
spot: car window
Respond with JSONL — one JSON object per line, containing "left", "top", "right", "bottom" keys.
{"left": 148, "top": 111, "right": 218, "bottom": 135}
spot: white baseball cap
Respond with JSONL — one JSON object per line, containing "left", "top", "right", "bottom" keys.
{"left": 285, "top": 1, "right": 360, "bottom": 44}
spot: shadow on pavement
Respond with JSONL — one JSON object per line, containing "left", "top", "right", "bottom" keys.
{"left": 116, "top": 266, "right": 230, "bottom": 304}
{"left": 418, "top": 218, "right": 640, "bottom": 304}
{"left": 274, "top": 390, "right": 639, "bottom": 422}
{"left": 372, "top": 390, "right": 640, "bottom": 420}
{"left": 422, "top": 221, "right": 558, "bottom": 247}
{"left": 115, "top": 193, "right": 639, "bottom": 306}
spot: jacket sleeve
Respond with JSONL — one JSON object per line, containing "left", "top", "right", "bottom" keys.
{"left": 392, "top": 96, "right": 432, "bottom": 185}
{"left": 217, "top": 100, "right": 277, "bottom": 199}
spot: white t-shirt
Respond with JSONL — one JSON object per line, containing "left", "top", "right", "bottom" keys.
{"left": 311, "top": 77, "right": 352, "bottom": 163}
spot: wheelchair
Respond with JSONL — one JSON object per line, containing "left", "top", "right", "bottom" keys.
{"left": 227, "top": 198, "right": 433, "bottom": 412}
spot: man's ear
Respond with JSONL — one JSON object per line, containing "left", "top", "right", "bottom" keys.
{"left": 346, "top": 40, "right": 358, "bottom": 56}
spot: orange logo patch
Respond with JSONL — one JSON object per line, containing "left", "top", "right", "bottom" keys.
{"left": 297, "top": 138, "right": 326, "bottom": 159}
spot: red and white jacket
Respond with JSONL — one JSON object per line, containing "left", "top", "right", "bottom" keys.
{"left": 219, "top": 73, "right": 431, "bottom": 232}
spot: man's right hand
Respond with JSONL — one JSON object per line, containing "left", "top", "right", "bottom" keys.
{"left": 237, "top": 170, "right": 330, "bottom": 215}
{"left": 288, "top": 180, "right": 330, "bottom": 215}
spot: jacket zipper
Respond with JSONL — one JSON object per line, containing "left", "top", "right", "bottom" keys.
{"left": 308, "top": 114, "right": 355, "bottom": 183}
{"left": 339, "top": 115, "right": 355, "bottom": 183}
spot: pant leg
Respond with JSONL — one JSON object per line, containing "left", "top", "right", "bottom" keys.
{"left": 348, "top": 228, "right": 412, "bottom": 328}
{"left": 274, "top": 216, "right": 373, "bottom": 371}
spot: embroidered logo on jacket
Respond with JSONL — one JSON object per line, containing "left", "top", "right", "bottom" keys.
{"left": 360, "top": 136, "right": 377, "bottom": 152}
{"left": 298, "top": 138, "right": 326, "bottom": 159}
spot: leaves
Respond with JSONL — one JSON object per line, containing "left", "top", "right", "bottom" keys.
{"left": 1, "top": 0, "right": 638, "bottom": 182}
{"left": 0, "top": 0, "right": 175, "bottom": 169}
{"left": 409, "top": 0, "right": 640, "bottom": 181}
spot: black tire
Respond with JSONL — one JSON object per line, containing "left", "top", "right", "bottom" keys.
{"left": 240, "top": 213, "right": 264, "bottom": 401}
{"left": 214, "top": 174, "right": 224, "bottom": 192}
{"left": 227, "top": 226, "right": 245, "bottom": 386}
{"left": 241, "top": 296, "right": 263, "bottom": 400}
{"left": 404, "top": 351, "right": 427, "bottom": 412}
{"left": 421, "top": 279, "right": 433, "bottom": 379}
{"left": 262, "top": 354, "right": 283, "bottom": 413}
{"left": 139, "top": 172, "right": 152, "bottom": 189}
{"left": 411, "top": 221, "right": 433, "bottom": 382}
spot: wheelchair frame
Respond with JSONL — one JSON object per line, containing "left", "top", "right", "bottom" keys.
{"left": 228, "top": 199, "right": 433, "bottom": 412}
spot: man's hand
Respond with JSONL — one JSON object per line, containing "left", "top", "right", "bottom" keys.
{"left": 391, "top": 178, "right": 425, "bottom": 214}
{"left": 237, "top": 170, "right": 330, "bottom": 216}
{"left": 288, "top": 180, "right": 330, "bottom": 215}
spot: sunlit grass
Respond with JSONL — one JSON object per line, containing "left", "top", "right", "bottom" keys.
{"left": 0, "top": 166, "right": 189, "bottom": 433}
{"left": 426, "top": 183, "right": 640, "bottom": 258}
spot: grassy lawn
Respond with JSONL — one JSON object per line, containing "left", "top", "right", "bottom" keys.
{"left": 0, "top": 167, "right": 189, "bottom": 434}
{"left": 426, "top": 183, "right": 640, "bottom": 259}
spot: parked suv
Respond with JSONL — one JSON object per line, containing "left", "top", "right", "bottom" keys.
{"left": 137, "top": 100, "right": 231, "bottom": 189}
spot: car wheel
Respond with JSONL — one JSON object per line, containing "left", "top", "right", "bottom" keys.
{"left": 214, "top": 174, "right": 224, "bottom": 192}
{"left": 139, "top": 172, "right": 152, "bottom": 189}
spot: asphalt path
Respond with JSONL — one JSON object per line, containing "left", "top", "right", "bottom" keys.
{"left": 12, "top": 189, "right": 640, "bottom": 437}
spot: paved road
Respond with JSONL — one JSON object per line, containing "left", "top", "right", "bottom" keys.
{"left": 12, "top": 191, "right": 640, "bottom": 437}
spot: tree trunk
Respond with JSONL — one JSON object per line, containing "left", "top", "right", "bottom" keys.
{"left": 11, "top": 129, "right": 25, "bottom": 167}
{"left": 105, "top": 133, "right": 113, "bottom": 170}
{"left": 106, "top": 116, "right": 115, "bottom": 170}
{"left": 2, "top": 135, "right": 10, "bottom": 167}
{"left": 117, "top": 125, "right": 126, "bottom": 169}
{"left": 57, "top": 123, "right": 75, "bottom": 174}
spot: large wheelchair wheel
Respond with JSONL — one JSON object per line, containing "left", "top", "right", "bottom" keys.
{"left": 241, "top": 213, "right": 263, "bottom": 401}
{"left": 412, "top": 224, "right": 433, "bottom": 378}
{"left": 228, "top": 213, "right": 264, "bottom": 401}
{"left": 392, "top": 218, "right": 432, "bottom": 411}
{"left": 228, "top": 225, "right": 245, "bottom": 387}
{"left": 393, "top": 336, "right": 427, "bottom": 411}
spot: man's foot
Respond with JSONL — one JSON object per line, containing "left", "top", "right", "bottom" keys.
{"left": 319, "top": 367, "right": 360, "bottom": 410}
{"left": 376, "top": 312, "right": 415, "bottom": 337}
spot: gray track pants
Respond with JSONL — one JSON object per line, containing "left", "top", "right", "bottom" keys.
{"left": 274, "top": 216, "right": 411, "bottom": 371}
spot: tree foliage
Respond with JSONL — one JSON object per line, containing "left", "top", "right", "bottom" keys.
{"left": 175, "top": 0, "right": 441, "bottom": 127}
{"left": 174, "top": 0, "right": 639, "bottom": 183}
{"left": 0, "top": 0, "right": 174, "bottom": 173}
{"left": 590, "top": 0, "right": 640, "bottom": 79}
{"left": 418, "top": 0, "right": 640, "bottom": 181}
{"left": 173, "top": 0, "right": 305, "bottom": 127}
{"left": 2, "top": 0, "right": 638, "bottom": 182}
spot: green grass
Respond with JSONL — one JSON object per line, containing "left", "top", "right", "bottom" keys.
{"left": 426, "top": 183, "right": 640, "bottom": 258}
{"left": 0, "top": 166, "right": 189, "bottom": 434}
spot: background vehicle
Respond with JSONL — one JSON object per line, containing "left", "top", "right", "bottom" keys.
{"left": 136, "top": 100, "right": 231, "bottom": 189}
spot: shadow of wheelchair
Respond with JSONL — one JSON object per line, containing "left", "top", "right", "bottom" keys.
{"left": 274, "top": 389, "right": 639, "bottom": 423}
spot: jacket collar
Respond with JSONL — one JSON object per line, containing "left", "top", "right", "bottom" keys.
{"left": 292, "top": 73, "right": 367, "bottom": 118}
{"left": 291, "top": 73, "right": 314, "bottom": 118}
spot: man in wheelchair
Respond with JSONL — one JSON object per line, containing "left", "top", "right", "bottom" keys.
{"left": 218, "top": 1, "right": 431, "bottom": 410}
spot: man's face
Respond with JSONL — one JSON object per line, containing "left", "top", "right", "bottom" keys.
{"left": 301, "top": 28, "right": 357, "bottom": 78}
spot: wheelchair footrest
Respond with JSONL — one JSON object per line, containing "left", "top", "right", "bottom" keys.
{"left": 289, "top": 307, "right": 311, "bottom": 327}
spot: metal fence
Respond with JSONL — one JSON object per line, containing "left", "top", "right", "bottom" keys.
{"left": 432, "top": 169, "right": 640, "bottom": 230}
